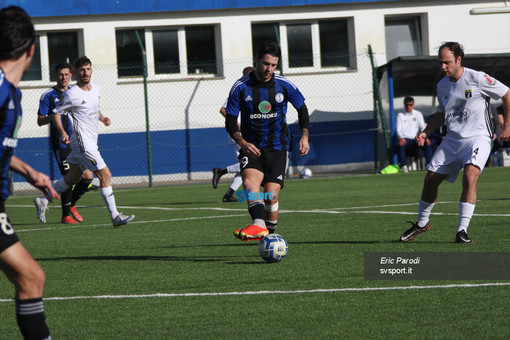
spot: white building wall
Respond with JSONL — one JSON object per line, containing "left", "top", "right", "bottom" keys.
{"left": 18, "top": 1, "right": 510, "bottom": 140}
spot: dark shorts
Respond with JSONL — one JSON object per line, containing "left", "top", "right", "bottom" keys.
{"left": 0, "top": 205, "right": 19, "bottom": 253}
{"left": 54, "top": 147, "right": 72, "bottom": 176}
{"left": 239, "top": 149, "right": 288, "bottom": 188}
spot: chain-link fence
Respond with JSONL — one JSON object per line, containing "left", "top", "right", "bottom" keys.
{"left": 14, "top": 49, "right": 389, "bottom": 191}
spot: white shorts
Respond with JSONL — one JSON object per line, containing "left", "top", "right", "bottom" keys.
{"left": 427, "top": 136, "right": 491, "bottom": 183}
{"left": 66, "top": 149, "right": 107, "bottom": 172}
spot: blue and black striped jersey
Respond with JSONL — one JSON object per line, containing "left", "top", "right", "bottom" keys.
{"left": 226, "top": 72, "right": 305, "bottom": 151}
{"left": 38, "top": 86, "right": 72, "bottom": 152}
{"left": 0, "top": 68, "right": 23, "bottom": 201}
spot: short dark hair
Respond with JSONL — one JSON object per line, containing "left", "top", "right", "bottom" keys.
{"left": 439, "top": 42, "right": 464, "bottom": 62}
{"left": 0, "top": 6, "right": 35, "bottom": 61}
{"left": 242, "top": 66, "right": 255, "bottom": 75}
{"left": 55, "top": 62, "right": 72, "bottom": 74}
{"left": 404, "top": 96, "right": 414, "bottom": 104}
{"left": 75, "top": 56, "right": 92, "bottom": 69}
{"left": 256, "top": 41, "right": 281, "bottom": 61}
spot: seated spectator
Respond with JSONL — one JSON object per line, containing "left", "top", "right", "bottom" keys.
{"left": 396, "top": 96, "right": 433, "bottom": 172}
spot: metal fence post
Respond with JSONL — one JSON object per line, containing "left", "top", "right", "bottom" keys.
{"left": 134, "top": 30, "right": 153, "bottom": 187}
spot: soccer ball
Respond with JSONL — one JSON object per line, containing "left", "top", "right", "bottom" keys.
{"left": 300, "top": 168, "right": 312, "bottom": 179}
{"left": 258, "top": 234, "right": 288, "bottom": 263}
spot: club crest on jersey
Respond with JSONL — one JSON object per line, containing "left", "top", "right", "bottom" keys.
{"left": 484, "top": 74, "right": 496, "bottom": 86}
{"left": 275, "top": 93, "right": 284, "bottom": 103}
{"left": 258, "top": 101, "right": 272, "bottom": 113}
{"left": 465, "top": 90, "right": 472, "bottom": 99}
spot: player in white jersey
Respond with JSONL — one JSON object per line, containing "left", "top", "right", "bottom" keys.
{"left": 211, "top": 98, "right": 243, "bottom": 201}
{"left": 212, "top": 66, "right": 255, "bottom": 202}
{"left": 34, "top": 56, "right": 135, "bottom": 227}
{"left": 400, "top": 42, "right": 510, "bottom": 243}
{"left": 62, "top": 81, "right": 103, "bottom": 152}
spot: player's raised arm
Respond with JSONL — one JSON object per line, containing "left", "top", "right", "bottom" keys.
{"left": 416, "top": 112, "right": 444, "bottom": 147}
{"left": 297, "top": 103, "right": 310, "bottom": 156}
{"left": 51, "top": 112, "right": 69, "bottom": 144}
{"left": 99, "top": 111, "right": 111, "bottom": 126}
{"left": 9, "top": 156, "right": 59, "bottom": 201}
{"left": 498, "top": 90, "right": 510, "bottom": 142}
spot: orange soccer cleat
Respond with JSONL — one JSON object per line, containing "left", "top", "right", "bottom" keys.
{"left": 234, "top": 225, "right": 269, "bottom": 241}
{"left": 69, "top": 206, "right": 84, "bottom": 222}
{"left": 61, "top": 216, "right": 78, "bottom": 224}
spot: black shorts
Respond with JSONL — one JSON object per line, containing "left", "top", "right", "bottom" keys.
{"left": 54, "top": 146, "right": 72, "bottom": 176}
{"left": 0, "top": 203, "right": 19, "bottom": 253}
{"left": 239, "top": 149, "right": 288, "bottom": 188}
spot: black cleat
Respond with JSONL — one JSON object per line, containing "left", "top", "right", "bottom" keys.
{"left": 455, "top": 230, "right": 473, "bottom": 243}
{"left": 212, "top": 168, "right": 223, "bottom": 189}
{"left": 222, "top": 195, "right": 238, "bottom": 202}
{"left": 400, "top": 221, "right": 431, "bottom": 242}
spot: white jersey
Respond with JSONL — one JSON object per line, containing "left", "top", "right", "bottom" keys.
{"left": 396, "top": 109, "right": 426, "bottom": 139}
{"left": 437, "top": 67, "right": 509, "bottom": 141}
{"left": 53, "top": 81, "right": 101, "bottom": 152}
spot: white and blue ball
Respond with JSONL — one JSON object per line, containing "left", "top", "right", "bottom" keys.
{"left": 258, "top": 234, "right": 288, "bottom": 263}
{"left": 300, "top": 168, "right": 312, "bottom": 179}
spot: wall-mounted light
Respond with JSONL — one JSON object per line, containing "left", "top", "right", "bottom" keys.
{"left": 471, "top": 2, "right": 510, "bottom": 15}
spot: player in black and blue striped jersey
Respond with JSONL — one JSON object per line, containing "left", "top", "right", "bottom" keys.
{"left": 226, "top": 41, "right": 310, "bottom": 241}
{"left": 0, "top": 6, "right": 58, "bottom": 339}
{"left": 35, "top": 62, "right": 94, "bottom": 224}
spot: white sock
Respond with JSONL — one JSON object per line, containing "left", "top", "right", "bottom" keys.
{"left": 100, "top": 186, "right": 119, "bottom": 219}
{"left": 457, "top": 202, "right": 475, "bottom": 233}
{"left": 53, "top": 178, "right": 71, "bottom": 193}
{"left": 227, "top": 163, "right": 240, "bottom": 173}
{"left": 39, "top": 178, "right": 71, "bottom": 206}
{"left": 229, "top": 174, "right": 243, "bottom": 191}
{"left": 253, "top": 218, "right": 266, "bottom": 228}
{"left": 417, "top": 199, "right": 435, "bottom": 227}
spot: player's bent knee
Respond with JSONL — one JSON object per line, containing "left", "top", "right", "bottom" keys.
{"left": 95, "top": 167, "right": 112, "bottom": 186}
{"left": 265, "top": 201, "right": 279, "bottom": 212}
{"left": 17, "top": 264, "right": 46, "bottom": 298}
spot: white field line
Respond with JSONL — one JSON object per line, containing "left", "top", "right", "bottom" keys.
{"left": 1, "top": 200, "right": 456, "bottom": 212}
{"left": 14, "top": 214, "right": 247, "bottom": 232}
{"left": 9, "top": 200, "right": 510, "bottom": 233}
{"left": 1, "top": 282, "right": 510, "bottom": 303}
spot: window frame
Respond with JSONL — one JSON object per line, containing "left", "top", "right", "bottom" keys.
{"left": 21, "top": 30, "right": 83, "bottom": 86}
{"left": 252, "top": 18, "right": 356, "bottom": 75}
{"left": 384, "top": 14, "right": 425, "bottom": 62}
{"left": 115, "top": 24, "right": 222, "bottom": 82}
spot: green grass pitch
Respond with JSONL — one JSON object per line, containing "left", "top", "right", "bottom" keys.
{"left": 1, "top": 168, "right": 509, "bottom": 339}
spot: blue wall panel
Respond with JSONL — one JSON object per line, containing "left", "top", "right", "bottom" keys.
{"left": 12, "top": 120, "right": 376, "bottom": 183}
{"left": 3, "top": 0, "right": 395, "bottom": 17}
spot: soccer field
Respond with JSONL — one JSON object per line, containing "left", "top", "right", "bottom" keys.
{"left": 1, "top": 168, "right": 510, "bottom": 339}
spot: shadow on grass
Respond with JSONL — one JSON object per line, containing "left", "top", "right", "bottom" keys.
{"left": 157, "top": 240, "right": 456, "bottom": 249}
